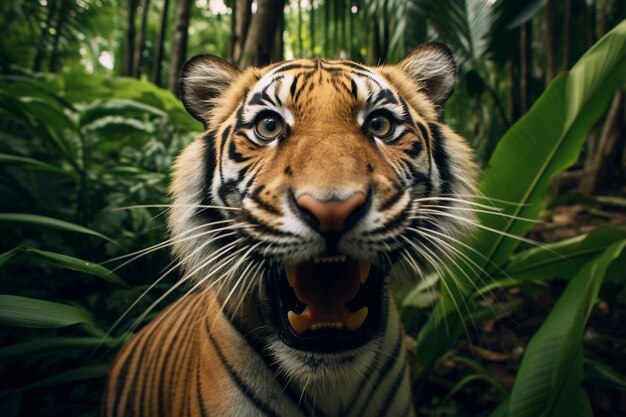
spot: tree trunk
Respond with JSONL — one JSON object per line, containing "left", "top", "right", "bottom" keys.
{"left": 348, "top": 0, "right": 353, "bottom": 58}
{"left": 238, "top": 0, "right": 283, "bottom": 68}
{"left": 49, "top": 0, "right": 69, "bottom": 72}
{"left": 133, "top": 0, "right": 151, "bottom": 78}
{"left": 125, "top": 0, "right": 138, "bottom": 76}
{"left": 33, "top": 0, "right": 58, "bottom": 72}
{"left": 339, "top": 0, "right": 345, "bottom": 55}
{"left": 381, "top": 0, "right": 389, "bottom": 61}
{"left": 309, "top": 1, "right": 315, "bottom": 57}
{"left": 544, "top": 0, "right": 556, "bottom": 84}
{"left": 562, "top": 0, "right": 572, "bottom": 70}
{"left": 597, "top": 0, "right": 607, "bottom": 39}
{"left": 520, "top": 21, "right": 532, "bottom": 113}
{"left": 152, "top": 0, "right": 171, "bottom": 87}
{"left": 168, "top": 0, "right": 193, "bottom": 94}
{"left": 332, "top": 0, "right": 339, "bottom": 56}
{"left": 587, "top": 0, "right": 596, "bottom": 47}
{"left": 297, "top": 0, "right": 303, "bottom": 57}
{"left": 232, "top": 0, "right": 252, "bottom": 64}
{"left": 323, "top": 0, "right": 330, "bottom": 57}
{"left": 578, "top": 91, "right": 624, "bottom": 194}
{"left": 271, "top": 4, "right": 285, "bottom": 62}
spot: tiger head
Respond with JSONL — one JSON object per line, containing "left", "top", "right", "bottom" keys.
{"left": 171, "top": 43, "right": 477, "bottom": 385}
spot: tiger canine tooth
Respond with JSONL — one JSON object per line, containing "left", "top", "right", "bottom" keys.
{"left": 285, "top": 265, "right": 297, "bottom": 288}
{"left": 287, "top": 311, "right": 311, "bottom": 334}
{"left": 344, "top": 307, "right": 368, "bottom": 331}
{"left": 358, "top": 260, "right": 371, "bottom": 284}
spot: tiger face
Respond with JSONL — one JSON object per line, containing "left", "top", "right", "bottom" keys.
{"left": 171, "top": 43, "right": 477, "bottom": 384}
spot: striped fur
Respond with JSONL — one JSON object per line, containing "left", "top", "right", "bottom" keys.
{"left": 105, "top": 43, "right": 478, "bottom": 417}
{"left": 105, "top": 292, "right": 413, "bottom": 417}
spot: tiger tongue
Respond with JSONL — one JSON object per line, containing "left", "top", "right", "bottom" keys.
{"left": 293, "top": 259, "right": 361, "bottom": 314}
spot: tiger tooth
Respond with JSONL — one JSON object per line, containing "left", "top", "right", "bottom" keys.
{"left": 344, "top": 307, "right": 368, "bottom": 331}
{"left": 287, "top": 311, "right": 311, "bottom": 334}
{"left": 285, "top": 265, "right": 297, "bottom": 288}
{"left": 358, "top": 260, "right": 371, "bottom": 284}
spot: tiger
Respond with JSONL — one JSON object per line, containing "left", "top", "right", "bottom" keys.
{"left": 103, "top": 42, "right": 478, "bottom": 417}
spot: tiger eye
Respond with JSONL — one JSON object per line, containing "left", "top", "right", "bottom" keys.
{"left": 366, "top": 114, "right": 393, "bottom": 138}
{"left": 255, "top": 115, "right": 284, "bottom": 142}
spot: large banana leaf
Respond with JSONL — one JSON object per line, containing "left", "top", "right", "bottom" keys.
{"left": 0, "top": 295, "right": 96, "bottom": 329}
{"left": 504, "top": 240, "right": 626, "bottom": 417}
{"left": 0, "top": 213, "right": 112, "bottom": 242}
{"left": 0, "top": 247, "right": 128, "bottom": 287}
{"left": 501, "top": 227, "right": 626, "bottom": 281}
{"left": 413, "top": 19, "right": 626, "bottom": 369}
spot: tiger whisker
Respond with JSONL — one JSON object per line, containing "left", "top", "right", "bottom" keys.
{"left": 98, "top": 232, "right": 244, "bottom": 347}
{"left": 102, "top": 219, "right": 237, "bottom": 266}
{"left": 413, "top": 196, "right": 506, "bottom": 212}
{"left": 410, "top": 209, "right": 552, "bottom": 251}
{"left": 108, "top": 223, "right": 249, "bottom": 273}
{"left": 125, "top": 239, "right": 248, "bottom": 335}
{"left": 412, "top": 223, "right": 513, "bottom": 299}
{"left": 432, "top": 193, "right": 532, "bottom": 207}
{"left": 411, "top": 228, "right": 491, "bottom": 300}
{"left": 416, "top": 204, "right": 540, "bottom": 223}
{"left": 401, "top": 236, "right": 475, "bottom": 340}
{"left": 113, "top": 203, "right": 243, "bottom": 211}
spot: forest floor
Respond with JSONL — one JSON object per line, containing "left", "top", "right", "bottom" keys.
{"left": 412, "top": 196, "right": 626, "bottom": 417}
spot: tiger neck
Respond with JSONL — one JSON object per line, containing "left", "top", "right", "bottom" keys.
{"left": 217, "top": 290, "right": 406, "bottom": 413}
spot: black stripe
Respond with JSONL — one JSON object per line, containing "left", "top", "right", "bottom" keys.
{"left": 217, "top": 127, "right": 230, "bottom": 182}
{"left": 375, "top": 88, "right": 398, "bottom": 105}
{"left": 207, "top": 328, "right": 279, "bottom": 417}
{"left": 249, "top": 185, "right": 281, "bottom": 215}
{"left": 351, "top": 79, "right": 358, "bottom": 99}
{"left": 343, "top": 348, "right": 383, "bottom": 414}
{"left": 375, "top": 363, "right": 407, "bottom": 417}
{"left": 289, "top": 75, "right": 299, "bottom": 97}
{"left": 273, "top": 63, "right": 317, "bottom": 74}
{"left": 399, "top": 96, "right": 415, "bottom": 126}
{"left": 196, "top": 354, "right": 210, "bottom": 417}
{"left": 405, "top": 138, "right": 423, "bottom": 157}
{"left": 327, "top": 61, "right": 374, "bottom": 74}
{"left": 429, "top": 123, "right": 453, "bottom": 196}
{"left": 228, "top": 137, "right": 249, "bottom": 163}
{"left": 226, "top": 314, "right": 325, "bottom": 417}
{"left": 354, "top": 333, "right": 403, "bottom": 417}
{"left": 379, "top": 185, "right": 404, "bottom": 212}
{"left": 157, "top": 297, "right": 203, "bottom": 417}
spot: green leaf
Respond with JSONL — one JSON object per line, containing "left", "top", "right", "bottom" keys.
{"left": 0, "top": 365, "right": 109, "bottom": 396}
{"left": 78, "top": 99, "right": 167, "bottom": 127}
{"left": 500, "top": 227, "right": 626, "bottom": 281}
{"left": 414, "top": 19, "right": 626, "bottom": 370}
{"left": 0, "top": 295, "right": 96, "bottom": 328}
{"left": 506, "top": 240, "right": 626, "bottom": 417}
{"left": 583, "top": 359, "right": 626, "bottom": 391}
{"left": 0, "top": 154, "right": 70, "bottom": 175}
{"left": 0, "top": 247, "right": 128, "bottom": 287}
{"left": 0, "top": 337, "right": 121, "bottom": 362}
{"left": 0, "top": 213, "right": 112, "bottom": 242}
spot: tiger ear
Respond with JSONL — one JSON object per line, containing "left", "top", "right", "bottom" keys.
{"left": 399, "top": 42, "right": 457, "bottom": 106}
{"left": 179, "top": 55, "right": 241, "bottom": 126}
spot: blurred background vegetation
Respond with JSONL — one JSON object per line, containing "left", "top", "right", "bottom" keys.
{"left": 0, "top": 0, "right": 625, "bottom": 416}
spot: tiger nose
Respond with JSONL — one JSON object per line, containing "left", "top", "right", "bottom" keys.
{"left": 295, "top": 192, "right": 367, "bottom": 232}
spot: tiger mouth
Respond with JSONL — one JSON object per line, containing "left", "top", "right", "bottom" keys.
{"left": 269, "top": 255, "right": 386, "bottom": 352}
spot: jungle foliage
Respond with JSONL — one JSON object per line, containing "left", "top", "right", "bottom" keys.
{"left": 1, "top": 0, "right": 625, "bottom": 416}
